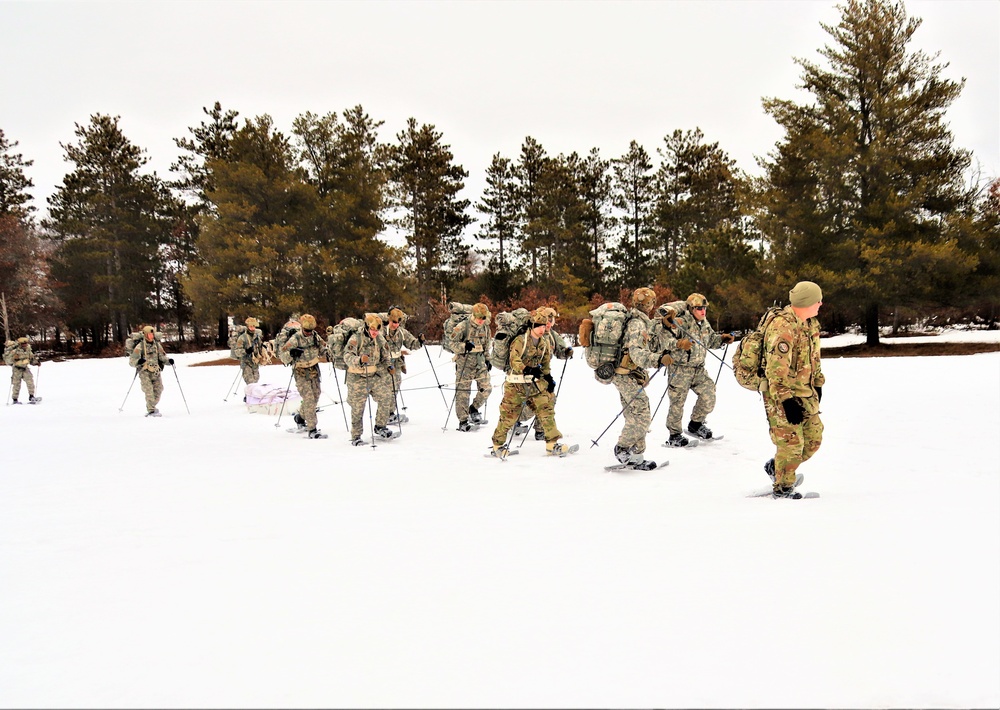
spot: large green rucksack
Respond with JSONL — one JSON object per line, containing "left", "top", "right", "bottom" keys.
{"left": 580, "top": 302, "right": 630, "bottom": 383}
{"left": 441, "top": 302, "right": 474, "bottom": 354}
{"left": 489, "top": 308, "right": 531, "bottom": 371}
{"left": 732, "top": 307, "right": 783, "bottom": 391}
{"left": 327, "top": 317, "right": 364, "bottom": 370}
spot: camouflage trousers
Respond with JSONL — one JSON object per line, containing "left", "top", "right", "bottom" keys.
{"left": 241, "top": 359, "right": 260, "bottom": 385}
{"left": 763, "top": 391, "right": 824, "bottom": 489}
{"left": 10, "top": 365, "right": 34, "bottom": 401}
{"left": 454, "top": 355, "right": 492, "bottom": 423}
{"left": 386, "top": 364, "right": 403, "bottom": 416}
{"left": 613, "top": 371, "right": 650, "bottom": 454}
{"left": 665, "top": 365, "right": 716, "bottom": 434}
{"left": 346, "top": 371, "right": 392, "bottom": 439}
{"left": 492, "top": 381, "right": 561, "bottom": 448}
{"left": 139, "top": 368, "right": 163, "bottom": 413}
{"left": 293, "top": 365, "right": 322, "bottom": 430}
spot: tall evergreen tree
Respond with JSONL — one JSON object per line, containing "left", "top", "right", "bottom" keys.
{"left": 292, "top": 107, "right": 404, "bottom": 320}
{"left": 184, "top": 115, "right": 317, "bottom": 330}
{"left": 388, "top": 118, "right": 472, "bottom": 322}
{"left": 44, "top": 115, "right": 174, "bottom": 349}
{"left": 576, "top": 147, "right": 615, "bottom": 294}
{"left": 609, "top": 140, "right": 656, "bottom": 288}
{"left": 475, "top": 153, "right": 523, "bottom": 300}
{"left": 0, "top": 129, "right": 35, "bottom": 218}
{"left": 759, "top": 0, "right": 977, "bottom": 343}
{"left": 515, "top": 136, "right": 549, "bottom": 283}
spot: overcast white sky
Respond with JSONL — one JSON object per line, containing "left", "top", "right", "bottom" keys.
{"left": 2, "top": 0, "right": 997, "bottom": 219}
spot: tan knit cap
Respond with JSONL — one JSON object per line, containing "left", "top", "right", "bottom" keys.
{"left": 789, "top": 281, "right": 823, "bottom": 307}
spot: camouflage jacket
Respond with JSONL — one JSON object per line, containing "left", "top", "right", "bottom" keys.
{"left": 452, "top": 318, "right": 492, "bottom": 361}
{"left": 129, "top": 338, "right": 169, "bottom": 373}
{"left": 384, "top": 325, "right": 422, "bottom": 362}
{"left": 509, "top": 330, "right": 552, "bottom": 376}
{"left": 236, "top": 330, "right": 263, "bottom": 362}
{"left": 344, "top": 329, "right": 390, "bottom": 374}
{"left": 545, "top": 329, "right": 572, "bottom": 359}
{"left": 4, "top": 342, "right": 35, "bottom": 368}
{"left": 763, "top": 306, "right": 825, "bottom": 413}
{"left": 282, "top": 330, "right": 328, "bottom": 369}
{"left": 618, "top": 309, "right": 660, "bottom": 373}
{"left": 654, "top": 301, "right": 723, "bottom": 368}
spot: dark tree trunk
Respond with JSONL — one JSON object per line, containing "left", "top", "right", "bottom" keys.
{"left": 217, "top": 313, "right": 228, "bottom": 347}
{"left": 865, "top": 302, "right": 880, "bottom": 346}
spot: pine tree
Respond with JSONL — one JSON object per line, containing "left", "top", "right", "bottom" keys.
{"left": 475, "top": 153, "right": 523, "bottom": 300}
{"left": 292, "top": 106, "right": 404, "bottom": 321}
{"left": 0, "top": 130, "right": 35, "bottom": 218}
{"left": 44, "top": 115, "right": 174, "bottom": 350}
{"left": 609, "top": 140, "right": 656, "bottom": 288}
{"left": 576, "top": 147, "right": 615, "bottom": 294}
{"left": 759, "top": 0, "right": 977, "bottom": 343}
{"left": 388, "top": 118, "right": 472, "bottom": 322}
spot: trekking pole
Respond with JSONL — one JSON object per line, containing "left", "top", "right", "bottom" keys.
{"left": 118, "top": 369, "right": 139, "bottom": 412}
{"left": 648, "top": 374, "right": 671, "bottom": 431}
{"left": 715, "top": 341, "right": 731, "bottom": 384}
{"left": 441, "top": 354, "right": 471, "bottom": 432}
{"left": 675, "top": 324, "right": 734, "bottom": 371}
{"left": 424, "top": 341, "right": 450, "bottom": 411}
{"left": 223, "top": 366, "right": 242, "bottom": 401}
{"left": 170, "top": 361, "right": 190, "bottom": 414}
{"left": 590, "top": 366, "right": 663, "bottom": 448}
{"left": 34, "top": 361, "right": 41, "bottom": 398}
{"left": 365, "top": 369, "right": 377, "bottom": 448}
{"left": 389, "top": 366, "right": 403, "bottom": 436}
{"left": 273, "top": 367, "right": 296, "bottom": 428}
{"left": 330, "top": 367, "right": 350, "bottom": 432}
{"left": 6, "top": 371, "right": 12, "bottom": 406}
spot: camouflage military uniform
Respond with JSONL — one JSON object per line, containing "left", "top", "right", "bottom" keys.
{"left": 128, "top": 335, "right": 169, "bottom": 414}
{"left": 655, "top": 301, "right": 724, "bottom": 436}
{"left": 612, "top": 309, "right": 661, "bottom": 455}
{"left": 282, "top": 329, "right": 328, "bottom": 431}
{"left": 383, "top": 319, "right": 422, "bottom": 419}
{"left": 762, "top": 306, "right": 825, "bottom": 490}
{"left": 4, "top": 339, "right": 37, "bottom": 402}
{"left": 344, "top": 327, "right": 393, "bottom": 439}
{"left": 522, "top": 324, "right": 572, "bottom": 434}
{"left": 236, "top": 329, "right": 263, "bottom": 385}
{"left": 492, "top": 330, "right": 562, "bottom": 448}
{"left": 452, "top": 317, "right": 493, "bottom": 424}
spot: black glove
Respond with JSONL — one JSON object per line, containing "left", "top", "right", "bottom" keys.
{"left": 418, "top": 333, "right": 425, "bottom": 346}
{"left": 168, "top": 358, "right": 175, "bottom": 366}
{"left": 285, "top": 327, "right": 297, "bottom": 337}
{"left": 464, "top": 340, "right": 474, "bottom": 352}
{"left": 781, "top": 398, "right": 805, "bottom": 425}
{"left": 137, "top": 357, "right": 146, "bottom": 366}
{"left": 816, "top": 386, "right": 822, "bottom": 403}
{"left": 543, "top": 373, "right": 556, "bottom": 392}
{"left": 290, "top": 347, "right": 304, "bottom": 359}
{"left": 485, "top": 360, "right": 492, "bottom": 371}
{"left": 523, "top": 365, "right": 542, "bottom": 379}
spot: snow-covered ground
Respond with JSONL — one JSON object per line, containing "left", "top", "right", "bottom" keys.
{"left": 2, "top": 330, "right": 999, "bottom": 708}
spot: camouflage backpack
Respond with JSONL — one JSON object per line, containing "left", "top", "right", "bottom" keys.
{"left": 489, "top": 308, "right": 531, "bottom": 371}
{"left": 125, "top": 330, "right": 159, "bottom": 356}
{"left": 327, "top": 317, "right": 364, "bottom": 370}
{"left": 228, "top": 326, "right": 246, "bottom": 360}
{"left": 579, "top": 302, "right": 630, "bottom": 383}
{"left": 441, "top": 302, "right": 474, "bottom": 354}
{"left": 732, "top": 307, "right": 783, "bottom": 391}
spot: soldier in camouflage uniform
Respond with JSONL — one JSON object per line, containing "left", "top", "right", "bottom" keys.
{"left": 452, "top": 302, "right": 493, "bottom": 432}
{"left": 276, "top": 313, "right": 301, "bottom": 366}
{"left": 491, "top": 308, "right": 570, "bottom": 458}
{"left": 518, "top": 307, "right": 573, "bottom": 441}
{"left": 281, "top": 313, "right": 329, "bottom": 439}
{"left": 128, "top": 326, "right": 171, "bottom": 416}
{"left": 655, "top": 293, "right": 735, "bottom": 447}
{"left": 4, "top": 337, "right": 39, "bottom": 403}
{"left": 382, "top": 307, "right": 423, "bottom": 425}
{"left": 761, "top": 281, "right": 826, "bottom": 499}
{"left": 611, "top": 288, "right": 674, "bottom": 468}
{"left": 344, "top": 313, "right": 395, "bottom": 445}
{"left": 235, "top": 317, "right": 263, "bottom": 385}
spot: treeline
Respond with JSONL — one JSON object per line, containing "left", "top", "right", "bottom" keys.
{"left": 1, "top": 0, "right": 998, "bottom": 353}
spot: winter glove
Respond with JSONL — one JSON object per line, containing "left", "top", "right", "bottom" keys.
{"left": 418, "top": 333, "right": 425, "bottom": 346}
{"left": 564, "top": 347, "right": 573, "bottom": 359}
{"left": 781, "top": 398, "right": 805, "bottom": 425}
{"left": 285, "top": 327, "right": 297, "bottom": 337}
{"left": 360, "top": 354, "right": 369, "bottom": 364}
{"left": 660, "top": 307, "right": 677, "bottom": 326}
{"left": 168, "top": 358, "right": 175, "bottom": 366}
{"left": 543, "top": 373, "right": 556, "bottom": 392}
{"left": 523, "top": 365, "right": 543, "bottom": 379}
{"left": 677, "top": 338, "right": 693, "bottom": 351}
{"left": 464, "top": 340, "right": 475, "bottom": 352}
{"left": 659, "top": 352, "right": 674, "bottom": 367}
{"left": 816, "top": 386, "right": 823, "bottom": 403}
{"left": 485, "top": 360, "right": 492, "bottom": 371}
{"left": 387, "top": 365, "right": 395, "bottom": 374}
{"left": 720, "top": 333, "right": 735, "bottom": 345}
{"left": 289, "top": 347, "right": 304, "bottom": 359}
{"left": 137, "top": 357, "right": 146, "bottom": 366}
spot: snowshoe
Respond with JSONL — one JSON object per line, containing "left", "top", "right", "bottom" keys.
{"left": 614, "top": 444, "right": 644, "bottom": 465}
{"left": 387, "top": 412, "right": 409, "bottom": 425}
{"left": 665, "top": 432, "right": 693, "bottom": 448}
{"left": 469, "top": 406, "right": 484, "bottom": 424}
{"left": 512, "top": 421, "right": 530, "bottom": 436}
{"left": 605, "top": 459, "right": 662, "bottom": 472}
{"left": 146, "top": 410, "right": 162, "bottom": 417}
{"left": 772, "top": 486, "right": 803, "bottom": 499}
{"left": 687, "top": 421, "right": 715, "bottom": 440}
{"left": 350, "top": 436, "right": 366, "bottom": 446}
{"left": 546, "top": 442, "right": 579, "bottom": 457}
{"left": 374, "top": 425, "right": 398, "bottom": 440}
{"left": 29, "top": 395, "right": 41, "bottom": 404}
{"left": 764, "top": 459, "right": 804, "bottom": 487}
{"left": 534, "top": 430, "right": 546, "bottom": 441}
{"left": 457, "top": 420, "right": 476, "bottom": 432}
{"left": 307, "top": 429, "right": 328, "bottom": 439}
